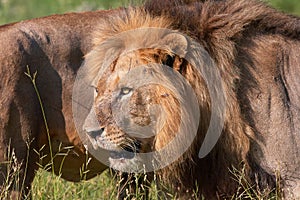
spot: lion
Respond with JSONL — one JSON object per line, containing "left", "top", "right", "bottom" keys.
{"left": 0, "top": 9, "right": 127, "bottom": 198}
{"left": 82, "top": 0, "right": 300, "bottom": 199}
{"left": 0, "top": 2, "right": 203, "bottom": 199}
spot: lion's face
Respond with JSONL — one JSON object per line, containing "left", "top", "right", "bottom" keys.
{"left": 83, "top": 49, "right": 185, "bottom": 171}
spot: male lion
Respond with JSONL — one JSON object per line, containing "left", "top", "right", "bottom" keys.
{"left": 82, "top": 0, "right": 300, "bottom": 199}
{"left": 0, "top": 9, "right": 125, "bottom": 198}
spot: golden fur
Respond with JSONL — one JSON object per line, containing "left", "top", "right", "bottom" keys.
{"left": 83, "top": 0, "right": 300, "bottom": 199}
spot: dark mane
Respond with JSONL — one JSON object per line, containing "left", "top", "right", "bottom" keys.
{"left": 145, "top": 0, "right": 300, "bottom": 40}
{"left": 142, "top": 0, "right": 300, "bottom": 198}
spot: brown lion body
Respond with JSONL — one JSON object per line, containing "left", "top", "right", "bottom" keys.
{"left": 0, "top": 10, "right": 122, "bottom": 197}
{"left": 82, "top": 0, "right": 300, "bottom": 199}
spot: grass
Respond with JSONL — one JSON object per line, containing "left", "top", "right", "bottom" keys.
{"left": 31, "top": 170, "right": 169, "bottom": 200}
{"left": 1, "top": 149, "right": 281, "bottom": 200}
{"left": 31, "top": 170, "right": 116, "bottom": 200}
{"left": 229, "top": 165, "right": 281, "bottom": 200}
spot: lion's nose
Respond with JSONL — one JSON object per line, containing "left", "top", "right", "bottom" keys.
{"left": 86, "top": 128, "right": 104, "bottom": 140}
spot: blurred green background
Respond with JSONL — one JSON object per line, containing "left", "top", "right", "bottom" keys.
{"left": 0, "top": 0, "right": 122, "bottom": 25}
{"left": 270, "top": 0, "right": 300, "bottom": 16}
{"left": 0, "top": 0, "right": 299, "bottom": 25}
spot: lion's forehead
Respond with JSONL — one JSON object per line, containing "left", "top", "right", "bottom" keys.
{"left": 106, "top": 69, "right": 127, "bottom": 88}
{"left": 105, "top": 52, "right": 155, "bottom": 88}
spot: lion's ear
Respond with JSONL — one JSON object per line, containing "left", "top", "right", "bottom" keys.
{"left": 160, "top": 33, "right": 188, "bottom": 57}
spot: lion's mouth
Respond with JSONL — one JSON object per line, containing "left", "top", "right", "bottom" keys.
{"left": 86, "top": 129, "right": 141, "bottom": 160}
{"left": 109, "top": 150, "right": 135, "bottom": 159}
{"left": 109, "top": 142, "right": 141, "bottom": 159}
{"left": 86, "top": 129, "right": 145, "bottom": 172}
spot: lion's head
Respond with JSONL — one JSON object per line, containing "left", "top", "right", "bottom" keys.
{"left": 84, "top": 56, "right": 184, "bottom": 172}
{"left": 81, "top": 9, "right": 214, "bottom": 174}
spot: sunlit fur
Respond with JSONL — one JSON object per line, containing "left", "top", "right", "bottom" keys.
{"left": 83, "top": 0, "right": 300, "bottom": 199}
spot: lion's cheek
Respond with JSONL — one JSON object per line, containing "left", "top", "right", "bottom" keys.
{"left": 154, "top": 132, "right": 175, "bottom": 151}
{"left": 131, "top": 115, "right": 151, "bottom": 126}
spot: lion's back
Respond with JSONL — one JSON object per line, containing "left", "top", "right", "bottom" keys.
{"left": 0, "top": 10, "right": 116, "bottom": 183}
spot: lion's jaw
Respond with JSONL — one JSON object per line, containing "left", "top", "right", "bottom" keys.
{"left": 84, "top": 122, "right": 146, "bottom": 172}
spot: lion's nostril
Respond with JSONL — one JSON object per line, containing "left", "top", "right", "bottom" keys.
{"left": 86, "top": 128, "right": 104, "bottom": 139}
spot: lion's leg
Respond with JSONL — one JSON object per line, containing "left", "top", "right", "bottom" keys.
{"left": 0, "top": 87, "right": 40, "bottom": 199}
{"left": 0, "top": 146, "right": 38, "bottom": 199}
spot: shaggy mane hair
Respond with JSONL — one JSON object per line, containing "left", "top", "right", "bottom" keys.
{"left": 86, "top": 0, "right": 300, "bottom": 198}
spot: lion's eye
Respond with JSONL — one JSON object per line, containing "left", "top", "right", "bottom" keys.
{"left": 120, "top": 87, "right": 132, "bottom": 95}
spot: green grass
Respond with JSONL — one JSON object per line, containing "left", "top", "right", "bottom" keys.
{"left": 30, "top": 166, "right": 280, "bottom": 200}
{"left": 31, "top": 169, "right": 168, "bottom": 200}
{"left": 31, "top": 170, "right": 116, "bottom": 200}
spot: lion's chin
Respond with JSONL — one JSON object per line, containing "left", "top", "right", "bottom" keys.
{"left": 109, "top": 150, "right": 135, "bottom": 159}
{"left": 109, "top": 156, "right": 143, "bottom": 173}
{"left": 86, "top": 131, "right": 144, "bottom": 172}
